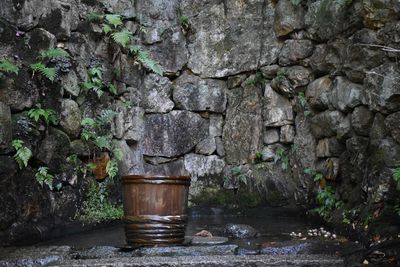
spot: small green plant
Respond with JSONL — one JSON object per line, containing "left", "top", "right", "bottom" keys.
{"left": 276, "top": 68, "right": 287, "bottom": 82}
{"left": 80, "top": 66, "right": 105, "bottom": 98}
{"left": 80, "top": 111, "right": 122, "bottom": 179}
{"left": 290, "top": 0, "right": 302, "bottom": 5}
{"left": 274, "top": 147, "right": 289, "bottom": 170}
{"left": 0, "top": 58, "right": 18, "bottom": 78}
{"left": 179, "top": 15, "right": 190, "bottom": 30}
{"left": 128, "top": 45, "right": 164, "bottom": 76}
{"left": 31, "top": 48, "right": 69, "bottom": 82}
{"left": 39, "top": 48, "right": 70, "bottom": 60}
{"left": 12, "top": 139, "right": 32, "bottom": 169}
{"left": 304, "top": 168, "right": 324, "bottom": 182}
{"left": 27, "top": 104, "right": 58, "bottom": 125}
{"left": 392, "top": 167, "right": 400, "bottom": 191}
{"left": 297, "top": 92, "right": 307, "bottom": 108}
{"left": 314, "top": 186, "right": 342, "bottom": 221}
{"left": 224, "top": 167, "right": 249, "bottom": 187}
{"left": 35, "top": 167, "right": 54, "bottom": 190}
{"left": 76, "top": 179, "right": 123, "bottom": 223}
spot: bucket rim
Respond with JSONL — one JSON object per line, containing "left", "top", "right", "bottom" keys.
{"left": 122, "top": 174, "right": 191, "bottom": 181}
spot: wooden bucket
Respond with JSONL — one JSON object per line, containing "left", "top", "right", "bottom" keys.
{"left": 122, "top": 175, "right": 191, "bottom": 246}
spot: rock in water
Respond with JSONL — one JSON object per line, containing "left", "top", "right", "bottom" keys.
{"left": 224, "top": 223, "right": 259, "bottom": 239}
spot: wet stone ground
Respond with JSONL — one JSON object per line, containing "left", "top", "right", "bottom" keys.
{"left": 0, "top": 208, "right": 364, "bottom": 266}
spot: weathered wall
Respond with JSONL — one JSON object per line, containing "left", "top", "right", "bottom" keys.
{"left": 0, "top": 0, "right": 400, "bottom": 244}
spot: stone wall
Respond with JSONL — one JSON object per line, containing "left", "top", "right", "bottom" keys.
{"left": 0, "top": 0, "right": 400, "bottom": 243}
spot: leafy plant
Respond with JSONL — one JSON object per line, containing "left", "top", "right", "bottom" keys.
{"left": 86, "top": 12, "right": 104, "bottom": 22}
{"left": 31, "top": 48, "right": 69, "bottom": 82}
{"left": 393, "top": 167, "right": 400, "bottom": 191}
{"left": 12, "top": 139, "right": 32, "bottom": 169}
{"left": 274, "top": 147, "right": 289, "bottom": 170}
{"left": 297, "top": 92, "right": 307, "bottom": 107}
{"left": 128, "top": 45, "right": 164, "bottom": 76}
{"left": 304, "top": 168, "right": 324, "bottom": 182}
{"left": 76, "top": 180, "right": 123, "bottom": 223}
{"left": 106, "top": 159, "right": 119, "bottom": 179}
{"left": 179, "top": 15, "right": 190, "bottom": 30}
{"left": 108, "top": 83, "right": 118, "bottom": 95}
{"left": 27, "top": 104, "right": 57, "bottom": 125}
{"left": 276, "top": 68, "right": 287, "bottom": 82}
{"left": 30, "top": 63, "right": 58, "bottom": 82}
{"left": 80, "top": 66, "right": 104, "bottom": 98}
{"left": 0, "top": 58, "right": 18, "bottom": 78}
{"left": 39, "top": 48, "right": 70, "bottom": 60}
{"left": 35, "top": 167, "right": 54, "bottom": 190}
{"left": 105, "top": 14, "right": 123, "bottom": 28}
{"left": 290, "top": 0, "right": 302, "bottom": 5}
{"left": 111, "top": 29, "right": 133, "bottom": 47}
{"left": 314, "top": 186, "right": 342, "bottom": 221}
{"left": 226, "top": 166, "right": 249, "bottom": 186}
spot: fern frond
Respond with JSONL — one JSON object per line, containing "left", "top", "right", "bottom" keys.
{"left": 105, "top": 14, "right": 123, "bottom": 28}
{"left": 31, "top": 63, "right": 58, "bottom": 82}
{"left": 102, "top": 24, "right": 112, "bottom": 34}
{"left": 86, "top": 12, "right": 104, "bottom": 22}
{"left": 106, "top": 159, "right": 119, "bottom": 179}
{"left": 128, "top": 45, "right": 164, "bottom": 76}
{"left": 111, "top": 29, "right": 133, "bottom": 47}
{"left": 39, "top": 48, "right": 70, "bottom": 60}
{"left": 0, "top": 59, "right": 18, "bottom": 74}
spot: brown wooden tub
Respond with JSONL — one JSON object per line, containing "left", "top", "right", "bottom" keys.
{"left": 122, "top": 175, "right": 191, "bottom": 246}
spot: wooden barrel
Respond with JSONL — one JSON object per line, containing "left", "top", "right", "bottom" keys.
{"left": 122, "top": 175, "right": 191, "bottom": 246}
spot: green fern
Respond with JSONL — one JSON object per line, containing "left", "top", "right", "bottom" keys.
{"left": 35, "top": 166, "right": 54, "bottom": 190}
{"left": 105, "top": 14, "right": 123, "bottom": 28}
{"left": 393, "top": 167, "right": 400, "bottom": 191}
{"left": 106, "top": 159, "right": 119, "bottom": 179}
{"left": 94, "top": 135, "right": 112, "bottom": 150}
{"left": 27, "top": 104, "right": 57, "bottom": 125}
{"left": 30, "top": 62, "right": 58, "bottom": 82}
{"left": 39, "top": 48, "right": 70, "bottom": 60}
{"left": 86, "top": 12, "right": 104, "bottom": 22}
{"left": 12, "top": 139, "right": 32, "bottom": 169}
{"left": 128, "top": 45, "right": 164, "bottom": 76}
{"left": 97, "top": 109, "right": 118, "bottom": 125}
{"left": 0, "top": 59, "right": 18, "bottom": 75}
{"left": 108, "top": 83, "right": 118, "bottom": 95}
{"left": 111, "top": 29, "right": 133, "bottom": 47}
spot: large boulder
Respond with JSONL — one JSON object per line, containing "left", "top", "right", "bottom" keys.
{"left": 182, "top": 0, "right": 280, "bottom": 77}
{"left": 279, "top": 40, "right": 314, "bottom": 66}
{"left": 384, "top": 112, "right": 400, "bottom": 144}
{"left": 305, "top": 0, "right": 362, "bottom": 41}
{"left": 351, "top": 106, "right": 374, "bottom": 136}
{"left": 365, "top": 63, "right": 400, "bottom": 114}
{"left": 112, "top": 103, "right": 144, "bottom": 143}
{"left": 0, "top": 102, "right": 12, "bottom": 152}
{"left": 310, "top": 110, "right": 345, "bottom": 139}
{"left": 143, "top": 111, "right": 208, "bottom": 157}
{"left": 173, "top": 72, "right": 227, "bottom": 113}
{"left": 223, "top": 86, "right": 263, "bottom": 164}
{"left": 329, "top": 77, "right": 366, "bottom": 113}
{"left": 274, "top": 0, "right": 305, "bottom": 37}
{"left": 60, "top": 99, "right": 81, "bottom": 138}
{"left": 142, "top": 74, "right": 174, "bottom": 113}
{"left": 263, "top": 84, "right": 293, "bottom": 127}
{"left": 306, "top": 76, "right": 332, "bottom": 110}
{"left": 184, "top": 153, "right": 225, "bottom": 196}
{"left": 101, "top": 0, "right": 136, "bottom": 18}
{"left": 36, "top": 128, "right": 71, "bottom": 170}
